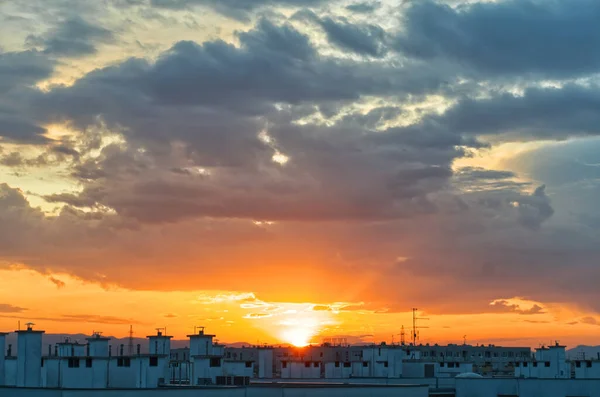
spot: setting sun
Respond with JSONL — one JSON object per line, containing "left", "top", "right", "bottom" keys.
{"left": 282, "top": 328, "right": 314, "bottom": 347}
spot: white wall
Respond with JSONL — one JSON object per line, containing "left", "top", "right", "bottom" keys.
{"left": 574, "top": 360, "right": 600, "bottom": 378}
{"left": 324, "top": 362, "right": 353, "bottom": 378}
{"left": 5, "top": 358, "right": 17, "bottom": 386}
{"left": 258, "top": 349, "right": 273, "bottom": 378}
{"left": 16, "top": 331, "right": 43, "bottom": 387}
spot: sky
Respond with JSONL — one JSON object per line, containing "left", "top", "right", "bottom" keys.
{"left": 1, "top": 0, "right": 600, "bottom": 348}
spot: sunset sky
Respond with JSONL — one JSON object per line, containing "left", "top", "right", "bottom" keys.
{"left": 2, "top": 0, "right": 600, "bottom": 348}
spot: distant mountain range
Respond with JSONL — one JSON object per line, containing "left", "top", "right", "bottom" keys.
{"left": 567, "top": 346, "right": 600, "bottom": 360}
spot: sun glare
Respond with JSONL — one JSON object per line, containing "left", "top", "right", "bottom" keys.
{"left": 282, "top": 328, "right": 314, "bottom": 347}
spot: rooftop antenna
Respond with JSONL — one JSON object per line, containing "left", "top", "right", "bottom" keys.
{"left": 412, "top": 308, "right": 429, "bottom": 345}
{"left": 128, "top": 325, "right": 134, "bottom": 356}
{"left": 401, "top": 325, "right": 406, "bottom": 346}
{"left": 463, "top": 335, "right": 467, "bottom": 345}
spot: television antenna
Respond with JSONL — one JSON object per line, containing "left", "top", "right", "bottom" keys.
{"left": 411, "top": 308, "right": 429, "bottom": 345}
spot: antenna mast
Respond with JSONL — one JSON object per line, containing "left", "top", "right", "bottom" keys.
{"left": 411, "top": 308, "right": 429, "bottom": 345}
{"left": 401, "top": 325, "right": 406, "bottom": 346}
{"left": 128, "top": 325, "right": 134, "bottom": 356}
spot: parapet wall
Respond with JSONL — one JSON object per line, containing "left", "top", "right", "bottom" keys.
{"left": 0, "top": 384, "right": 429, "bottom": 397}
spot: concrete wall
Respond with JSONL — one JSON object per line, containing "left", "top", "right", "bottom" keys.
{"left": 0, "top": 334, "right": 5, "bottom": 386}
{"left": 5, "top": 358, "right": 17, "bottom": 386}
{"left": 456, "top": 378, "right": 600, "bottom": 397}
{"left": 574, "top": 360, "right": 600, "bottom": 378}
{"left": 0, "top": 385, "right": 429, "bottom": 397}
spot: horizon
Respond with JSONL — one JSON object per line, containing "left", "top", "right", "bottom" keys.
{"left": 2, "top": 0, "right": 600, "bottom": 351}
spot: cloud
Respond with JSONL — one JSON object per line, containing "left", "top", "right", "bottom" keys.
{"left": 0, "top": 50, "right": 54, "bottom": 93}
{"left": 26, "top": 17, "right": 114, "bottom": 58}
{"left": 395, "top": 0, "right": 600, "bottom": 78}
{"left": 244, "top": 312, "right": 273, "bottom": 319}
{"left": 2, "top": 3, "right": 600, "bottom": 326}
{"left": 346, "top": 2, "right": 380, "bottom": 13}
{"left": 48, "top": 277, "right": 66, "bottom": 289}
{"left": 149, "top": 0, "right": 327, "bottom": 20}
{"left": 0, "top": 304, "right": 27, "bottom": 313}
{"left": 489, "top": 300, "right": 546, "bottom": 315}
{"left": 307, "top": 13, "right": 388, "bottom": 57}
{"left": 580, "top": 317, "right": 600, "bottom": 326}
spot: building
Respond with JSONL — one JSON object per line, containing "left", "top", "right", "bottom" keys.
{"left": 0, "top": 325, "right": 253, "bottom": 389}
{"left": 515, "top": 342, "right": 569, "bottom": 379}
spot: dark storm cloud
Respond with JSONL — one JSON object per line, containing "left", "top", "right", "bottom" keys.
{"left": 396, "top": 0, "right": 600, "bottom": 78}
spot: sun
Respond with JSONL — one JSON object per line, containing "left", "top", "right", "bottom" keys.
{"left": 282, "top": 328, "right": 313, "bottom": 347}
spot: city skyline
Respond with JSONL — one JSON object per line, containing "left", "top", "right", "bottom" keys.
{"left": 2, "top": 0, "right": 600, "bottom": 349}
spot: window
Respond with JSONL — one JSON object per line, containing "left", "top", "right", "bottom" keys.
{"left": 335, "top": 361, "right": 340, "bottom": 368}
{"left": 545, "top": 362, "right": 550, "bottom": 368}
{"left": 117, "top": 358, "right": 130, "bottom": 367}
{"left": 343, "top": 362, "right": 351, "bottom": 368}
{"left": 423, "top": 352, "right": 429, "bottom": 357}
{"left": 523, "top": 362, "right": 528, "bottom": 367}
{"left": 210, "top": 358, "right": 221, "bottom": 367}
{"left": 363, "top": 362, "right": 369, "bottom": 367}
{"left": 575, "top": 361, "right": 581, "bottom": 368}
{"left": 304, "top": 362, "right": 311, "bottom": 368}
{"left": 509, "top": 352, "right": 514, "bottom": 357}
{"left": 533, "top": 362, "right": 538, "bottom": 368}
{"left": 245, "top": 361, "right": 252, "bottom": 368}
{"left": 313, "top": 362, "right": 319, "bottom": 368}
{"left": 383, "top": 361, "right": 388, "bottom": 368}
{"left": 68, "top": 358, "right": 80, "bottom": 368}
{"left": 282, "top": 362, "right": 287, "bottom": 369}
{"left": 440, "top": 363, "right": 445, "bottom": 367}
{"left": 493, "top": 353, "right": 498, "bottom": 358}
{"left": 86, "top": 358, "right": 93, "bottom": 368}
{"left": 485, "top": 352, "right": 491, "bottom": 358}
{"left": 149, "top": 356, "right": 158, "bottom": 367}
{"left": 448, "top": 362, "right": 455, "bottom": 368}
{"left": 502, "top": 352, "right": 507, "bottom": 357}
{"left": 587, "top": 361, "right": 592, "bottom": 368}
{"left": 41, "top": 358, "right": 44, "bottom": 367}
